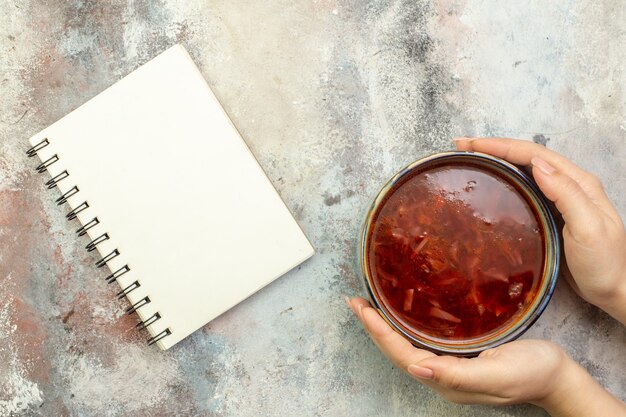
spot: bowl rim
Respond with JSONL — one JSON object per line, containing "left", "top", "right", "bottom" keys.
{"left": 358, "top": 151, "right": 560, "bottom": 356}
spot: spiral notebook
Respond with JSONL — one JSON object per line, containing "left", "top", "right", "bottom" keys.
{"left": 27, "top": 44, "right": 314, "bottom": 350}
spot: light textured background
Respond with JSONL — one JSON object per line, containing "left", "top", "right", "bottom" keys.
{"left": 0, "top": 1, "right": 624, "bottom": 416}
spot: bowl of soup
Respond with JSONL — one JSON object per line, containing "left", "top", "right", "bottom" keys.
{"left": 358, "top": 151, "right": 560, "bottom": 356}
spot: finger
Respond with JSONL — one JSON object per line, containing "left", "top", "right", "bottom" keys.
{"left": 412, "top": 354, "right": 508, "bottom": 395}
{"left": 452, "top": 137, "right": 621, "bottom": 227}
{"left": 530, "top": 157, "right": 605, "bottom": 241}
{"left": 428, "top": 387, "right": 510, "bottom": 406}
{"left": 345, "top": 296, "right": 360, "bottom": 317}
{"left": 452, "top": 137, "right": 607, "bottom": 203}
{"left": 349, "top": 298, "right": 436, "bottom": 370}
{"left": 454, "top": 137, "right": 473, "bottom": 151}
{"left": 349, "top": 298, "right": 515, "bottom": 405}
{"left": 347, "top": 297, "right": 371, "bottom": 322}
{"left": 453, "top": 137, "right": 585, "bottom": 177}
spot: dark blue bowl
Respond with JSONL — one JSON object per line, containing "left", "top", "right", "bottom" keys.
{"left": 359, "top": 151, "right": 560, "bottom": 356}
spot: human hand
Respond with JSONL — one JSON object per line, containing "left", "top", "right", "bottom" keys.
{"left": 347, "top": 297, "right": 626, "bottom": 416}
{"left": 455, "top": 137, "right": 626, "bottom": 324}
{"left": 347, "top": 297, "right": 567, "bottom": 405}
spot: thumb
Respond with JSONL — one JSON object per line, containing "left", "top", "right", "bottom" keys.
{"left": 530, "top": 156, "right": 603, "bottom": 240}
{"left": 408, "top": 355, "right": 504, "bottom": 393}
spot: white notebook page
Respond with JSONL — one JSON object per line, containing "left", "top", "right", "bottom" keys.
{"left": 29, "top": 44, "right": 314, "bottom": 350}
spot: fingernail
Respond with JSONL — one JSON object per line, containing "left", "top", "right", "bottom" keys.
{"left": 531, "top": 156, "right": 555, "bottom": 175}
{"left": 357, "top": 304, "right": 365, "bottom": 321}
{"left": 452, "top": 137, "right": 476, "bottom": 142}
{"left": 407, "top": 364, "right": 434, "bottom": 380}
{"left": 345, "top": 296, "right": 356, "bottom": 315}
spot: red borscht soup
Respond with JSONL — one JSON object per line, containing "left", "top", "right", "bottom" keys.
{"left": 366, "top": 163, "right": 544, "bottom": 340}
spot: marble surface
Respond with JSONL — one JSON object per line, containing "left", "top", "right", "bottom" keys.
{"left": 1, "top": 1, "right": 624, "bottom": 416}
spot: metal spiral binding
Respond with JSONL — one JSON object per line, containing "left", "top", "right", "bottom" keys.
{"left": 86, "top": 233, "right": 109, "bottom": 252}
{"left": 36, "top": 154, "right": 59, "bottom": 173}
{"left": 67, "top": 202, "right": 89, "bottom": 220}
{"left": 27, "top": 138, "right": 49, "bottom": 157}
{"left": 117, "top": 281, "right": 140, "bottom": 299}
{"left": 76, "top": 217, "right": 99, "bottom": 237}
{"left": 56, "top": 186, "right": 79, "bottom": 205}
{"left": 147, "top": 329, "right": 171, "bottom": 346}
{"left": 105, "top": 265, "right": 130, "bottom": 284}
{"left": 46, "top": 170, "right": 69, "bottom": 189}
{"left": 27, "top": 138, "right": 172, "bottom": 347}
{"left": 96, "top": 249, "right": 120, "bottom": 268}
{"left": 136, "top": 312, "right": 160, "bottom": 330}
{"left": 127, "top": 296, "right": 150, "bottom": 314}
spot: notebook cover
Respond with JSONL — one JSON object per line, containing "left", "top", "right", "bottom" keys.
{"left": 29, "top": 44, "right": 314, "bottom": 350}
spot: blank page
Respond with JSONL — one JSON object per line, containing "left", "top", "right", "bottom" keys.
{"left": 29, "top": 45, "right": 314, "bottom": 349}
